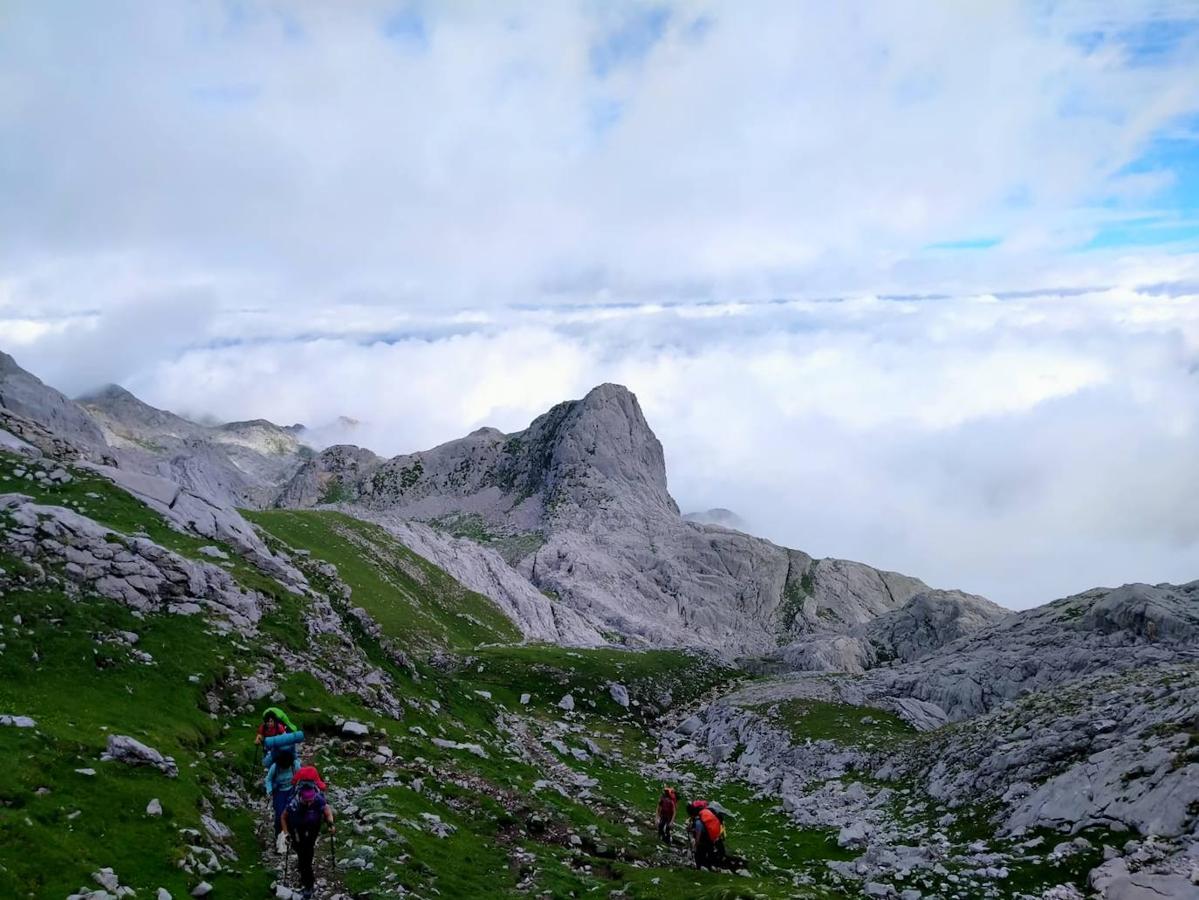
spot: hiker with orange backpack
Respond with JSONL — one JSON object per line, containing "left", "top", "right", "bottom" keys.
{"left": 656, "top": 786, "right": 678, "bottom": 844}
{"left": 687, "top": 799, "right": 726, "bottom": 869}
{"left": 281, "top": 765, "right": 335, "bottom": 900}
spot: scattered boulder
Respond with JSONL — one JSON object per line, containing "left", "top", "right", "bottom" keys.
{"left": 0, "top": 714, "right": 35, "bottom": 728}
{"left": 608, "top": 682, "right": 630, "bottom": 708}
{"left": 558, "top": 693, "right": 575, "bottom": 711}
{"left": 102, "top": 734, "right": 178, "bottom": 777}
{"left": 92, "top": 869, "right": 120, "bottom": 891}
{"left": 146, "top": 798, "right": 163, "bottom": 816}
{"left": 341, "top": 720, "right": 369, "bottom": 737}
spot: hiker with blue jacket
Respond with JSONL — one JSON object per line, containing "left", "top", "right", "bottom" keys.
{"left": 265, "top": 747, "right": 301, "bottom": 849}
{"left": 258, "top": 706, "right": 305, "bottom": 851}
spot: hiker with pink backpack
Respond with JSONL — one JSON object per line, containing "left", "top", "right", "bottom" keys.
{"left": 281, "top": 765, "right": 336, "bottom": 900}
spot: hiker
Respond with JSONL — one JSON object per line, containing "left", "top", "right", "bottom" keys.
{"left": 256, "top": 706, "right": 298, "bottom": 745}
{"left": 282, "top": 765, "right": 335, "bottom": 900}
{"left": 656, "top": 786, "right": 678, "bottom": 844}
{"left": 685, "top": 799, "right": 709, "bottom": 852}
{"left": 692, "top": 803, "right": 726, "bottom": 869}
{"left": 265, "top": 747, "right": 301, "bottom": 845}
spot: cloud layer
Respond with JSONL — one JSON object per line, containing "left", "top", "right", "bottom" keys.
{"left": 8, "top": 285, "right": 1198, "bottom": 610}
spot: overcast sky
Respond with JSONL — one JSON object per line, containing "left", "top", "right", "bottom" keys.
{"left": 3, "top": 2, "right": 1199, "bottom": 608}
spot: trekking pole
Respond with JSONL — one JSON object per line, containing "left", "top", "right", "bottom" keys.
{"left": 330, "top": 830, "right": 337, "bottom": 870}
{"left": 284, "top": 840, "right": 291, "bottom": 886}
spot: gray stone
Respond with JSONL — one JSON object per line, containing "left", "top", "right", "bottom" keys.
{"left": 102, "top": 734, "right": 178, "bottom": 777}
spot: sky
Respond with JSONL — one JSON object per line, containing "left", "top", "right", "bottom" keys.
{"left": 2, "top": 1, "right": 1199, "bottom": 608}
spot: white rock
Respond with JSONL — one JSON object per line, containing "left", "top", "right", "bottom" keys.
{"left": 146, "top": 798, "right": 163, "bottom": 816}
{"left": 608, "top": 683, "right": 630, "bottom": 708}
{"left": 0, "top": 714, "right": 36, "bottom": 728}
{"left": 93, "top": 868, "right": 120, "bottom": 891}
{"left": 558, "top": 693, "right": 575, "bottom": 711}
{"left": 341, "top": 720, "right": 369, "bottom": 737}
{"left": 520, "top": 693, "right": 531, "bottom": 705}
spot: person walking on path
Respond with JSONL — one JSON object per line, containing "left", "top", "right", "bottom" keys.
{"left": 265, "top": 747, "right": 301, "bottom": 848}
{"left": 656, "top": 786, "right": 678, "bottom": 844}
{"left": 282, "top": 765, "right": 335, "bottom": 900}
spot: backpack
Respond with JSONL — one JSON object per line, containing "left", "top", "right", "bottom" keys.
{"left": 288, "top": 781, "right": 327, "bottom": 831}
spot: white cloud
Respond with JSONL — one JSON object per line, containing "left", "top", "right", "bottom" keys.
{"left": 3, "top": 2, "right": 1199, "bottom": 306}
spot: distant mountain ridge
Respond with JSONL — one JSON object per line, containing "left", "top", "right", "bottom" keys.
{"left": 2, "top": 350, "right": 1004, "bottom": 656}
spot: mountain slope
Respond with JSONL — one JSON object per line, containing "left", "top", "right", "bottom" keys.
{"left": 280, "top": 384, "right": 943, "bottom": 654}
{"left": 79, "top": 384, "right": 309, "bottom": 508}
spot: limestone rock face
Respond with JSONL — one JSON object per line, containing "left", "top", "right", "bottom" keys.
{"left": 80, "top": 464, "right": 306, "bottom": 592}
{"left": 0, "top": 351, "right": 111, "bottom": 461}
{"left": 358, "top": 512, "right": 606, "bottom": 647}
{"left": 863, "top": 590, "right": 1010, "bottom": 664}
{"left": 78, "top": 385, "right": 307, "bottom": 509}
{"left": 861, "top": 580, "right": 1199, "bottom": 721}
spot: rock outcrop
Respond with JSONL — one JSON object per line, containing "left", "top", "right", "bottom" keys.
{"left": 861, "top": 580, "right": 1199, "bottom": 721}
{"left": 0, "top": 351, "right": 113, "bottom": 462}
{"left": 0, "top": 494, "right": 265, "bottom": 631}
{"left": 78, "top": 385, "right": 308, "bottom": 508}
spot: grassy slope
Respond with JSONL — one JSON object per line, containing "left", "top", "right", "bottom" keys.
{"left": 246, "top": 508, "right": 521, "bottom": 650}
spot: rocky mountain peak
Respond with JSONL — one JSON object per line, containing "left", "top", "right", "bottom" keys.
{"left": 535, "top": 383, "right": 676, "bottom": 517}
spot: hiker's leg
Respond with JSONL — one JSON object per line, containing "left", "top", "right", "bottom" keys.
{"left": 297, "top": 830, "right": 318, "bottom": 889}
{"left": 272, "top": 790, "right": 292, "bottom": 835}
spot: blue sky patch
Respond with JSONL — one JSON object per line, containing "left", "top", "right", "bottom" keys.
{"left": 925, "top": 237, "right": 1002, "bottom": 251}
{"left": 383, "top": 6, "right": 427, "bottom": 50}
{"left": 590, "top": 6, "right": 670, "bottom": 77}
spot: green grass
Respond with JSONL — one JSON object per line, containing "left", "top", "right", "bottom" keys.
{"left": 245, "top": 509, "right": 521, "bottom": 651}
{"left": 0, "top": 587, "right": 270, "bottom": 898}
{"left": 758, "top": 700, "right": 916, "bottom": 749}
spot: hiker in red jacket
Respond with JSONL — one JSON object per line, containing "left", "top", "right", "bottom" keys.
{"left": 656, "top": 786, "right": 678, "bottom": 844}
